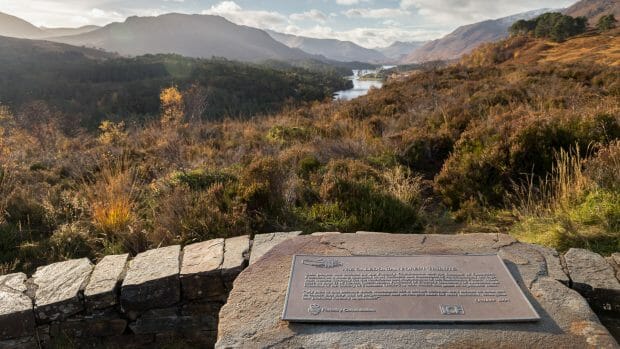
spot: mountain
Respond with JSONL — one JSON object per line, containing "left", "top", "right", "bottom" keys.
{"left": 0, "top": 11, "right": 46, "bottom": 39}
{"left": 403, "top": 9, "right": 551, "bottom": 63}
{"left": 266, "top": 30, "right": 386, "bottom": 63}
{"left": 376, "top": 41, "right": 426, "bottom": 61}
{"left": 48, "top": 14, "right": 315, "bottom": 62}
{"left": 40, "top": 25, "right": 100, "bottom": 37}
{"left": 563, "top": 0, "right": 620, "bottom": 24}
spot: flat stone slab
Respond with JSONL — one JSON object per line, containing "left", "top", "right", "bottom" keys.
{"left": 84, "top": 254, "right": 129, "bottom": 310}
{"left": 32, "top": 258, "right": 93, "bottom": 322}
{"left": 249, "top": 232, "right": 303, "bottom": 265}
{"left": 216, "top": 234, "right": 618, "bottom": 349}
{"left": 221, "top": 235, "right": 250, "bottom": 290}
{"left": 181, "top": 239, "right": 225, "bottom": 300}
{"left": 565, "top": 248, "right": 620, "bottom": 313}
{"left": 121, "top": 245, "right": 181, "bottom": 314}
{"left": 0, "top": 273, "right": 35, "bottom": 340}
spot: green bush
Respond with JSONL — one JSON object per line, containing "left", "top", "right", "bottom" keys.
{"left": 509, "top": 12, "right": 587, "bottom": 42}
{"left": 597, "top": 14, "right": 618, "bottom": 31}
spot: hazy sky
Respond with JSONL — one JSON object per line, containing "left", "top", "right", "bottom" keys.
{"left": 0, "top": 0, "right": 576, "bottom": 47}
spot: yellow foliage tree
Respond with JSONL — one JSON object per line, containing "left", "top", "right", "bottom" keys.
{"left": 160, "top": 86, "right": 185, "bottom": 127}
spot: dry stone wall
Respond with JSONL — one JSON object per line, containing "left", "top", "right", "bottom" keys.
{"left": 0, "top": 232, "right": 618, "bottom": 348}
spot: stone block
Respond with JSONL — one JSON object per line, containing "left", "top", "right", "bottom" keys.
{"left": 121, "top": 245, "right": 181, "bottom": 314}
{"left": 31, "top": 258, "right": 93, "bottom": 323}
{"left": 49, "top": 310, "right": 127, "bottom": 338}
{"left": 129, "top": 307, "right": 217, "bottom": 335}
{"left": 0, "top": 273, "right": 35, "bottom": 340}
{"left": 180, "top": 239, "right": 225, "bottom": 300}
{"left": 565, "top": 248, "right": 620, "bottom": 313}
{"left": 249, "top": 231, "right": 302, "bottom": 265}
{"left": 216, "top": 234, "right": 618, "bottom": 348}
{"left": 85, "top": 254, "right": 129, "bottom": 310}
{"left": 221, "top": 235, "right": 250, "bottom": 290}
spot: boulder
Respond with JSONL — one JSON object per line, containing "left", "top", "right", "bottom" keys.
{"left": 249, "top": 231, "right": 303, "bottom": 265}
{"left": 0, "top": 273, "right": 35, "bottom": 340}
{"left": 180, "top": 239, "right": 225, "bottom": 300}
{"left": 121, "top": 245, "right": 181, "bottom": 315}
{"left": 216, "top": 234, "right": 618, "bottom": 348}
{"left": 221, "top": 236, "right": 250, "bottom": 290}
{"left": 31, "top": 258, "right": 93, "bottom": 323}
{"left": 84, "top": 254, "right": 129, "bottom": 310}
{"left": 564, "top": 248, "right": 620, "bottom": 313}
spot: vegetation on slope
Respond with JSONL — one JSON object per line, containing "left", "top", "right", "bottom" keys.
{"left": 0, "top": 36, "right": 352, "bottom": 129}
{"left": 0, "top": 27, "right": 618, "bottom": 274}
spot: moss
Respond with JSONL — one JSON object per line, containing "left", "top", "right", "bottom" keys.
{"left": 171, "top": 169, "right": 236, "bottom": 190}
{"left": 511, "top": 190, "right": 620, "bottom": 255}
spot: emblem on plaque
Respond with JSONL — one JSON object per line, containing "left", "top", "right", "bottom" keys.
{"left": 308, "top": 304, "right": 322, "bottom": 315}
{"left": 302, "top": 258, "right": 343, "bottom": 268}
{"left": 440, "top": 304, "right": 465, "bottom": 315}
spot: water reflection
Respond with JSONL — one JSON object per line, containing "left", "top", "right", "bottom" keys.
{"left": 334, "top": 67, "right": 395, "bottom": 101}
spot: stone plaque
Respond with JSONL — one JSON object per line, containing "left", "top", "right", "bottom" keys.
{"left": 282, "top": 255, "right": 540, "bottom": 322}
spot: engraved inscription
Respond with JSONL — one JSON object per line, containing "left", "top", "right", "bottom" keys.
{"left": 282, "top": 255, "right": 540, "bottom": 323}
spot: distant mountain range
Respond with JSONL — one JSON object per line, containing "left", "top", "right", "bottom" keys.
{"left": 48, "top": 14, "right": 316, "bottom": 63}
{"left": 376, "top": 41, "right": 426, "bottom": 62}
{"left": 266, "top": 30, "right": 387, "bottom": 63}
{"left": 403, "top": 9, "right": 551, "bottom": 63}
{"left": 1, "top": 0, "right": 617, "bottom": 65}
{"left": 0, "top": 11, "right": 46, "bottom": 38}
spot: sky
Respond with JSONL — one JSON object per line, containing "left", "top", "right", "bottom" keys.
{"left": 0, "top": 0, "right": 577, "bottom": 47}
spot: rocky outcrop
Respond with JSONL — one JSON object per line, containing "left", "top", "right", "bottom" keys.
{"left": 1, "top": 232, "right": 618, "bottom": 348}
{"left": 216, "top": 234, "right": 619, "bottom": 348}
{"left": 565, "top": 248, "right": 620, "bottom": 314}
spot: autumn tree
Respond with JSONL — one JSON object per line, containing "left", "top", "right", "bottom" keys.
{"left": 160, "top": 86, "right": 185, "bottom": 127}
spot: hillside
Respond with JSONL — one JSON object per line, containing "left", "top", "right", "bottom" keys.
{"left": 461, "top": 27, "right": 620, "bottom": 67}
{"left": 0, "top": 35, "right": 350, "bottom": 128}
{"left": 48, "top": 14, "right": 315, "bottom": 62}
{"left": 403, "top": 8, "right": 551, "bottom": 63}
{"left": 564, "top": 0, "right": 620, "bottom": 23}
{"left": 267, "top": 30, "right": 386, "bottom": 63}
{"left": 0, "top": 11, "right": 45, "bottom": 39}
{"left": 376, "top": 41, "right": 426, "bottom": 61}
{"left": 40, "top": 25, "right": 100, "bottom": 37}
{"left": 0, "top": 27, "right": 617, "bottom": 278}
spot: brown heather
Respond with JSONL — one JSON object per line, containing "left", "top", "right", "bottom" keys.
{"left": 0, "top": 30, "right": 618, "bottom": 273}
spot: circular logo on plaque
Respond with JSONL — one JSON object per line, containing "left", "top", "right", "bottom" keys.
{"left": 308, "top": 304, "right": 322, "bottom": 315}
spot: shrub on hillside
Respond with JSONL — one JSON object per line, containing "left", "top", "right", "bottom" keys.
{"left": 510, "top": 13, "right": 588, "bottom": 42}
{"left": 597, "top": 14, "right": 618, "bottom": 31}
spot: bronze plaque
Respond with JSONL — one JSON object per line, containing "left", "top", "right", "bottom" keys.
{"left": 282, "top": 255, "right": 540, "bottom": 322}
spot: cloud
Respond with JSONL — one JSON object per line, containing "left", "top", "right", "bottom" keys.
{"left": 399, "top": 0, "right": 574, "bottom": 26}
{"left": 335, "top": 0, "right": 367, "bottom": 5}
{"left": 290, "top": 9, "right": 328, "bottom": 23}
{"left": 344, "top": 7, "right": 410, "bottom": 19}
{"left": 202, "top": 1, "right": 288, "bottom": 30}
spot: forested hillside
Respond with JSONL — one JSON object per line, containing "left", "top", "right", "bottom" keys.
{"left": 0, "top": 36, "right": 352, "bottom": 129}
{"left": 0, "top": 26, "right": 618, "bottom": 275}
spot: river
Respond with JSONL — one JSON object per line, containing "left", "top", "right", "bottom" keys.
{"left": 334, "top": 66, "right": 396, "bottom": 101}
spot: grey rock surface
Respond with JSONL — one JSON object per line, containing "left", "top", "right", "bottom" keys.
{"left": 181, "top": 239, "right": 225, "bottom": 300}
{"left": 84, "top": 254, "right": 129, "bottom": 310}
{"left": 527, "top": 244, "right": 570, "bottom": 284}
{"left": 49, "top": 312, "right": 127, "bottom": 338}
{"left": 216, "top": 234, "right": 618, "bottom": 349}
{"left": 221, "top": 235, "right": 250, "bottom": 290}
{"left": 121, "top": 245, "right": 181, "bottom": 314}
{"left": 564, "top": 248, "right": 620, "bottom": 313}
{"left": 31, "top": 258, "right": 93, "bottom": 322}
{"left": 311, "top": 232, "right": 341, "bottom": 236}
{"left": 249, "top": 231, "right": 303, "bottom": 265}
{"left": 0, "top": 273, "right": 35, "bottom": 340}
